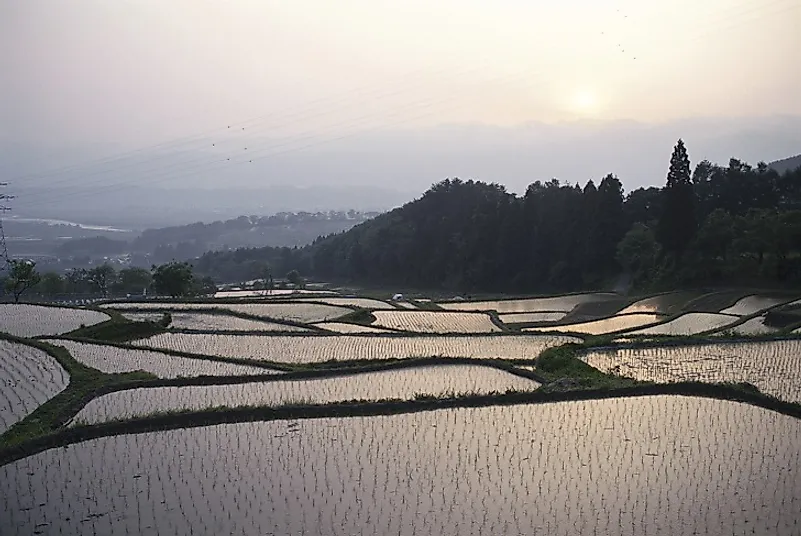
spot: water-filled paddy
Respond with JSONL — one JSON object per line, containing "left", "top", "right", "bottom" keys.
{"left": 3, "top": 397, "right": 800, "bottom": 535}
{"left": 625, "top": 312, "right": 738, "bottom": 336}
{"left": 49, "top": 339, "right": 278, "bottom": 378}
{"left": 122, "top": 312, "right": 310, "bottom": 332}
{"left": 525, "top": 313, "right": 663, "bottom": 335}
{"left": 371, "top": 310, "right": 501, "bottom": 333}
{"left": 0, "top": 341, "right": 69, "bottom": 434}
{"left": 0, "top": 304, "right": 109, "bottom": 338}
{"left": 132, "top": 333, "right": 576, "bottom": 364}
{"left": 498, "top": 311, "right": 567, "bottom": 324}
{"left": 103, "top": 302, "right": 351, "bottom": 323}
{"left": 438, "top": 293, "right": 614, "bottom": 313}
{"left": 71, "top": 364, "right": 540, "bottom": 425}
{"left": 582, "top": 339, "right": 801, "bottom": 402}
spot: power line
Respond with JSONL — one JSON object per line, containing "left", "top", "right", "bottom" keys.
{"left": 0, "top": 183, "right": 13, "bottom": 270}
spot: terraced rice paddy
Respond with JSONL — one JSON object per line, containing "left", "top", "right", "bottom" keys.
{"left": 213, "top": 289, "right": 336, "bottom": 299}
{"left": 371, "top": 311, "right": 501, "bottom": 333}
{"left": 722, "top": 316, "right": 780, "bottom": 336}
{"left": 72, "top": 365, "right": 540, "bottom": 425}
{"left": 624, "top": 312, "right": 738, "bottom": 336}
{"left": 298, "top": 297, "right": 396, "bottom": 309}
{"left": 0, "top": 304, "right": 109, "bottom": 338}
{"left": 0, "top": 341, "right": 69, "bottom": 434}
{"left": 314, "top": 322, "right": 393, "bottom": 334}
{"left": 525, "top": 313, "right": 664, "bottom": 336}
{"left": 48, "top": 340, "right": 277, "bottom": 378}
{"left": 438, "top": 293, "right": 614, "bottom": 313}
{"left": 498, "top": 311, "right": 567, "bottom": 324}
{"left": 4, "top": 397, "right": 800, "bottom": 535}
{"left": 582, "top": 339, "right": 801, "bottom": 402}
{"left": 616, "top": 292, "right": 697, "bottom": 315}
{"left": 132, "top": 333, "right": 577, "bottom": 363}
{"left": 120, "top": 312, "right": 165, "bottom": 323}
{"left": 103, "top": 302, "right": 351, "bottom": 323}
{"left": 719, "top": 295, "right": 787, "bottom": 315}
{"left": 123, "top": 312, "right": 310, "bottom": 332}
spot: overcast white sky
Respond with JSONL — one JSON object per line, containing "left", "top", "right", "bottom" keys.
{"left": 1, "top": 0, "right": 799, "bottom": 199}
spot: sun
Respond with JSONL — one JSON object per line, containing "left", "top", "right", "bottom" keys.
{"left": 570, "top": 89, "right": 599, "bottom": 115}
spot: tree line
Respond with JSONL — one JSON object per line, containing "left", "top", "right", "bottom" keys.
{"left": 0, "top": 261, "right": 216, "bottom": 302}
{"left": 190, "top": 140, "right": 801, "bottom": 294}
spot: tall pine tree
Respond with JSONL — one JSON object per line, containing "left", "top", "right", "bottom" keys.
{"left": 657, "top": 139, "right": 697, "bottom": 255}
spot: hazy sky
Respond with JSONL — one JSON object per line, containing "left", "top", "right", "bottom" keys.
{"left": 3, "top": 0, "right": 799, "bottom": 143}
{"left": 1, "top": 0, "right": 799, "bottom": 208}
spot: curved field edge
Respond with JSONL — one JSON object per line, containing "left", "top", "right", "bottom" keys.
{"left": 0, "top": 351, "right": 541, "bottom": 453}
{"left": 2, "top": 383, "right": 799, "bottom": 467}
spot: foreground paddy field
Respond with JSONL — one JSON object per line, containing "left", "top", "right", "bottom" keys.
{"left": 47, "top": 339, "right": 279, "bottom": 378}
{"left": 582, "top": 339, "right": 801, "bottom": 403}
{"left": 0, "top": 304, "right": 109, "bottom": 338}
{"left": 131, "top": 333, "right": 578, "bottom": 363}
{"left": 0, "top": 341, "right": 69, "bottom": 434}
{"left": 71, "top": 364, "right": 540, "bottom": 425}
{"left": 4, "top": 397, "right": 800, "bottom": 535}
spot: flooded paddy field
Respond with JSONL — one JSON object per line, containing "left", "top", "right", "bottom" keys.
{"left": 47, "top": 339, "right": 278, "bottom": 378}
{"left": 582, "top": 339, "right": 801, "bottom": 402}
{"left": 0, "top": 304, "right": 110, "bottom": 338}
{"left": 121, "top": 312, "right": 311, "bottom": 332}
{"left": 131, "top": 333, "right": 577, "bottom": 364}
{"left": 3, "top": 396, "right": 800, "bottom": 535}
{"left": 103, "top": 302, "right": 351, "bottom": 323}
{"left": 0, "top": 341, "right": 69, "bottom": 434}
{"left": 71, "top": 364, "right": 540, "bottom": 425}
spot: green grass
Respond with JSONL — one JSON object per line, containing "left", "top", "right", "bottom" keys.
{"left": 63, "top": 317, "right": 168, "bottom": 342}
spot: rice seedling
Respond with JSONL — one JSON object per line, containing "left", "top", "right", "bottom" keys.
{"left": 582, "top": 339, "right": 801, "bottom": 402}
{"left": 498, "top": 312, "right": 567, "bottom": 324}
{"left": 132, "top": 333, "right": 578, "bottom": 364}
{"left": 624, "top": 312, "right": 738, "bottom": 336}
{"left": 0, "top": 340, "right": 69, "bottom": 434}
{"left": 0, "top": 304, "right": 109, "bottom": 338}
{"left": 122, "top": 312, "right": 310, "bottom": 332}
{"left": 3, "top": 397, "right": 799, "bottom": 535}
{"left": 102, "top": 302, "right": 351, "bottom": 323}
{"left": 313, "top": 322, "right": 393, "bottom": 334}
{"left": 718, "top": 316, "right": 779, "bottom": 336}
{"left": 719, "top": 295, "right": 788, "bottom": 316}
{"left": 524, "top": 313, "right": 664, "bottom": 335}
{"left": 438, "top": 293, "right": 615, "bottom": 313}
{"left": 48, "top": 339, "right": 278, "bottom": 378}
{"left": 297, "top": 297, "right": 397, "bottom": 309}
{"left": 371, "top": 311, "right": 501, "bottom": 333}
{"left": 70, "top": 364, "right": 541, "bottom": 424}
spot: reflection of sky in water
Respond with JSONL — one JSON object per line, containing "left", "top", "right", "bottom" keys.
{"left": 4, "top": 398, "right": 801, "bottom": 535}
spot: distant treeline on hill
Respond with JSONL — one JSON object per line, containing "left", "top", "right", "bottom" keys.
{"left": 194, "top": 142, "right": 801, "bottom": 293}
{"left": 55, "top": 210, "right": 380, "bottom": 263}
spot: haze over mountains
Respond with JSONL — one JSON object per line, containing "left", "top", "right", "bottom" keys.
{"left": 4, "top": 115, "right": 799, "bottom": 228}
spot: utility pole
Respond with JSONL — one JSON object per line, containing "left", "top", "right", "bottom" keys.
{"left": 0, "top": 182, "right": 13, "bottom": 271}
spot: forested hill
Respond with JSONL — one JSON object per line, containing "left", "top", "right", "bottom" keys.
{"left": 195, "top": 142, "right": 801, "bottom": 293}
{"left": 769, "top": 154, "right": 801, "bottom": 175}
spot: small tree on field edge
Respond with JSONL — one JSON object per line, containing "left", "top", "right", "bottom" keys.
{"left": 5, "top": 259, "right": 42, "bottom": 303}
